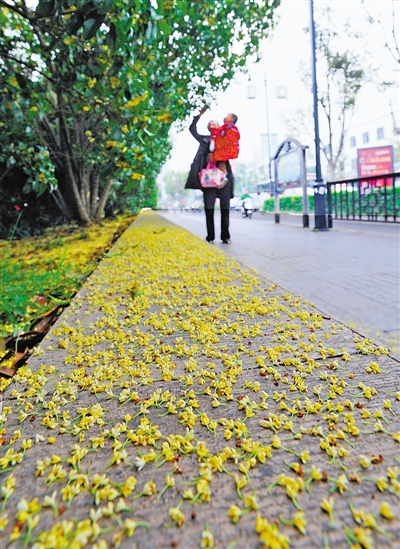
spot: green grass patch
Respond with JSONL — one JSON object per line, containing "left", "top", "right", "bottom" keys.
{"left": 0, "top": 216, "right": 134, "bottom": 337}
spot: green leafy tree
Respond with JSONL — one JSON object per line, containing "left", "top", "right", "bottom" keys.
{"left": 0, "top": 0, "right": 280, "bottom": 224}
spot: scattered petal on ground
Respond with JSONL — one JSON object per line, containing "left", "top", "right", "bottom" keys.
{"left": 1, "top": 211, "right": 399, "bottom": 548}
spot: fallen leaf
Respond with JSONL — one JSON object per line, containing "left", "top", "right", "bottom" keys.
{"left": 0, "top": 366, "right": 14, "bottom": 378}
{"left": 12, "top": 349, "right": 31, "bottom": 370}
{"left": 31, "top": 310, "right": 59, "bottom": 333}
{"left": 31, "top": 294, "right": 48, "bottom": 305}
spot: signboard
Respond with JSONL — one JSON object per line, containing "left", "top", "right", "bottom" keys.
{"left": 261, "top": 133, "right": 278, "bottom": 159}
{"left": 272, "top": 138, "right": 309, "bottom": 227}
{"left": 357, "top": 146, "right": 393, "bottom": 178}
{"left": 276, "top": 150, "right": 301, "bottom": 190}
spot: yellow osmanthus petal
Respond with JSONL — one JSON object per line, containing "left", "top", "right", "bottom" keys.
{"left": 1, "top": 212, "right": 398, "bottom": 547}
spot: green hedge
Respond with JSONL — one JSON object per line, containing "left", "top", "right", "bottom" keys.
{"left": 329, "top": 187, "right": 400, "bottom": 217}
{"left": 263, "top": 188, "right": 400, "bottom": 216}
{"left": 263, "top": 195, "right": 314, "bottom": 213}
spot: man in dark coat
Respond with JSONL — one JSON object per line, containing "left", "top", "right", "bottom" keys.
{"left": 185, "top": 109, "right": 234, "bottom": 244}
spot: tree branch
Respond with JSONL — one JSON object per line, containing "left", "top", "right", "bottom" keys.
{"left": 390, "top": 0, "right": 400, "bottom": 64}
{"left": 0, "top": 49, "right": 55, "bottom": 83}
{"left": 333, "top": 112, "right": 347, "bottom": 168}
{"left": 57, "top": 95, "right": 84, "bottom": 180}
{"left": 51, "top": 186, "right": 71, "bottom": 218}
{"left": 362, "top": 0, "right": 400, "bottom": 65}
{"left": 35, "top": 117, "right": 63, "bottom": 172}
{"left": 0, "top": 0, "right": 32, "bottom": 19}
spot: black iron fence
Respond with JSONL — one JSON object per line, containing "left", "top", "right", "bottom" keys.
{"left": 327, "top": 172, "right": 400, "bottom": 226}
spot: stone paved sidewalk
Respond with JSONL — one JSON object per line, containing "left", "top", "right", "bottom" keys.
{"left": 1, "top": 211, "right": 399, "bottom": 549}
{"left": 159, "top": 210, "right": 400, "bottom": 356}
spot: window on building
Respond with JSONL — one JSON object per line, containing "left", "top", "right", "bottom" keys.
{"left": 351, "top": 159, "right": 357, "bottom": 171}
{"left": 340, "top": 161, "right": 345, "bottom": 171}
{"left": 363, "top": 132, "right": 369, "bottom": 144}
{"left": 377, "top": 127, "right": 384, "bottom": 140}
{"left": 350, "top": 136, "right": 356, "bottom": 147}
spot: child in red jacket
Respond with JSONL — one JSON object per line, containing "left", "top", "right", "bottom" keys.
{"left": 212, "top": 113, "right": 240, "bottom": 175}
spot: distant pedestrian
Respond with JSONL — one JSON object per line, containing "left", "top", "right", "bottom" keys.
{"left": 185, "top": 109, "right": 235, "bottom": 244}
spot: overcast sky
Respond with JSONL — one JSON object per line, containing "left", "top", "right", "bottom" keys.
{"left": 163, "top": 0, "right": 399, "bottom": 173}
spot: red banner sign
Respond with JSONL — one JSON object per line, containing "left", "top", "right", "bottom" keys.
{"left": 357, "top": 146, "right": 393, "bottom": 178}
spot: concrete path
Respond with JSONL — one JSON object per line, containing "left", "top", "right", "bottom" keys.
{"left": 1, "top": 211, "right": 399, "bottom": 549}
{"left": 160, "top": 210, "right": 400, "bottom": 355}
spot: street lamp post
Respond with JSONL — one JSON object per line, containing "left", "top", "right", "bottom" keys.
{"left": 263, "top": 74, "right": 273, "bottom": 187}
{"left": 310, "top": 0, "right": 327, "bottom": 230}
{"left": 247, "top": 75, "right": 274, "bottom": 197}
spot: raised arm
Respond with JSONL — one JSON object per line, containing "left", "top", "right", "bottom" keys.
{"left": 189, "top": 107, "right": 208, "bottom": 143}
{"left": 189, "top": 115, "right": 203, "bottom": 143}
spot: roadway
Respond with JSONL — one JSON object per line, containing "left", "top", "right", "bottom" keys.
{"left": 159, "top": 209, "right": 400, "bottom": 356}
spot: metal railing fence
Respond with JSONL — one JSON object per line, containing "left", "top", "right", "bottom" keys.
{"left": 327, "top": 172, "right": 400, "bottom": 226}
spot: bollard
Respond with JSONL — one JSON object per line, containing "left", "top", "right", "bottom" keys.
{"left": 314, "top": 184, "right": 328, "bottom": 230}
{"left": 274, "top": 191, "right": 280, "bottom": 224}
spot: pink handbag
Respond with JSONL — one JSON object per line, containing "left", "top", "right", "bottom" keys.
{"left": 199, "top": 161, "right": 228, "bottom": 189}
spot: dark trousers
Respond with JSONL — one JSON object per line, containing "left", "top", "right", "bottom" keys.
{"left": 203, "top": 182, "right": 231, "bottom": 241}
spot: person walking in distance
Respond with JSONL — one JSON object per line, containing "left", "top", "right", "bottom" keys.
{"left": 185, "top": 108, "right": 236, "bottom": 244}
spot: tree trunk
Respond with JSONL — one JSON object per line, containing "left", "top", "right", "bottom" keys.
{"left": 327, "top": 162, "right": 336, "bottom": 182}
{"left": 51, "top": 187, "right": 71, "bottom": 218}
{"left": 94, "top": 178, "right": 113, "bottom": 222}
{"left": 90, "top": 168, "right": 99, "bottom": 217}
{"left": 57, "top": 94, "right": 90, "bottom": 224}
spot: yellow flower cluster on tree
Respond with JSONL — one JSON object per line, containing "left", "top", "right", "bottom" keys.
{"left": 123, "top": 93, "right": 148, "bottom": 109}
{"left": 0, "top": 212, "right": 399, "bottom": 548}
